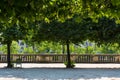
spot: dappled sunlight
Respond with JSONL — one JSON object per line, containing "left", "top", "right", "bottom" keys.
{"left": 0, "top": 77, "right": 24, "bottom": 80}
{"left": 75, "top": 64, "right": 120, "bottom": 68}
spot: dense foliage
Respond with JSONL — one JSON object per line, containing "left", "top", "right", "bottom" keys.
{"left": 89, "top": 17, "right": 120, "bottom": 45}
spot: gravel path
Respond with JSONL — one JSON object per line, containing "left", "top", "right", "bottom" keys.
{"left": 0, "top": 63, "right": 120, "bottom": 80}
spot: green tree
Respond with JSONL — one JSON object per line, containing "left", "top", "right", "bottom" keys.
{"left": 0, "top": 24, "right": 27, "bottom": 68}
{"left": 1, "top": 0, "right": 120, "bottom": 25}
{"left": 80, "top": 0, "right": 120, "bottom": 19}
{"left": 0, "top": 0, "right": 80, "bottom": 25}
{"left": 35, "top": 16, "right": 93, "bottom": 68}
{"left": 89, "top": 17, "right": 119, "bottom": 46}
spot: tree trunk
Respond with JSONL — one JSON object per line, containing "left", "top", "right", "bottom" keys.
{"left": 62, "top": 44, "right": 65, "bottom": 54}
{"left": 86, "top": 46, "right": 88, "bottom": 54}
{"left": 66, "top": 40, "right": 71, "bottom": 68}
{"left": 32, "top": 42, "right": 35, "bottom": 53}
{"left": 6, "top": 42, "right": 12, "bottom": 68}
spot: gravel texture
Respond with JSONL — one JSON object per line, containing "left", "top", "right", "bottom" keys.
{"left": 0, "top": 63, "right": 120, "bottom": 80}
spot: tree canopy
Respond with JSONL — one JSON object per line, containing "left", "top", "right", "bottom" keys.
{"left": 89, "top": 17, "right": 120, "bottom": 45}
{"left": 0, "top": 0, "right": 80, "bottom": 25}
{"left": 35, "top": 16, "right": 93, "bottom": 44}
{"left": 1, "top": 0, "right": 120, "bottom": 24}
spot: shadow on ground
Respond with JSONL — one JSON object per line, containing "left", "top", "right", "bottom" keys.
{"left": 0, "top": 68, "right": 120, "bottom": 80}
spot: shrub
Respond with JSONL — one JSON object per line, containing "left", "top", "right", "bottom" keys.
{"left": 64, "top": 61, "right": 75, "bottom": 68}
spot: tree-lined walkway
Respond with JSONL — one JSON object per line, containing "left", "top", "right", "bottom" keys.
{"left": 1, "top": 0, "right": 120, "bottom": 69}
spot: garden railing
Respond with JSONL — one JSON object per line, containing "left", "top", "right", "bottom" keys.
{"left": 0, "top": 54, "right": 119, "bottom": 63}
